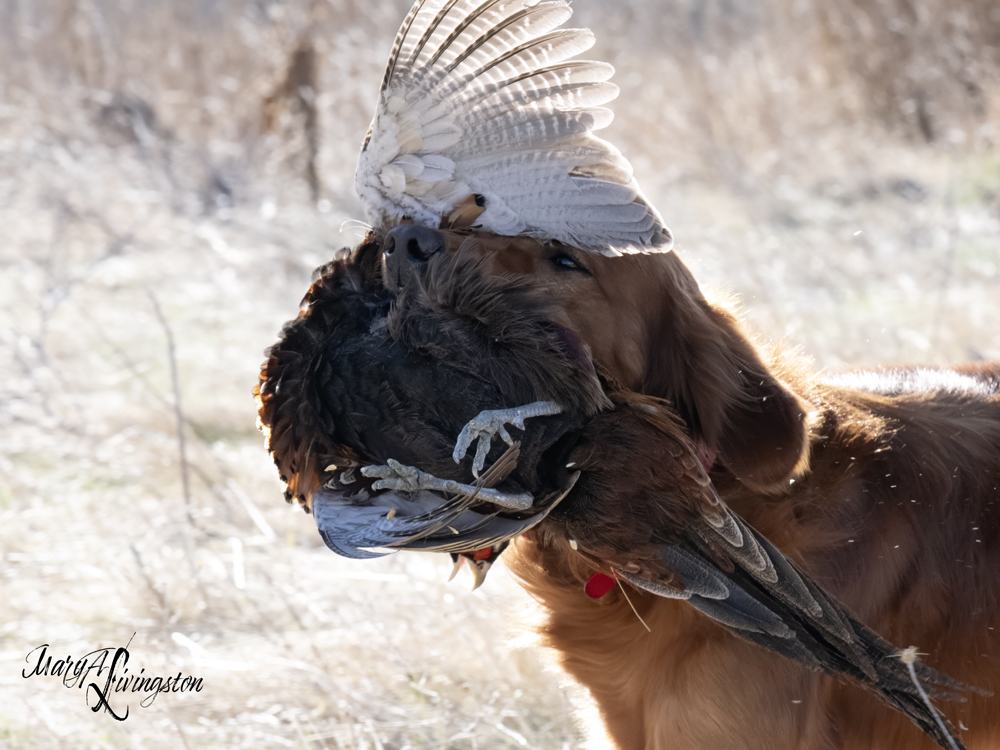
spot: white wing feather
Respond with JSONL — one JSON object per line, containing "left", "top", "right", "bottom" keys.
{"left": 356, "top": 0, "right": 671, "bottom": 255}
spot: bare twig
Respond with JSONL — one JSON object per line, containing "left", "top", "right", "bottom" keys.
{"left": 130, "top": 544, "right": 169, "bottom": 615}
{"left": 147, "top": 289, "right": 194, "bottom": 526}
{"left": 227, "top": 478, "right": 277, "bottom": 540}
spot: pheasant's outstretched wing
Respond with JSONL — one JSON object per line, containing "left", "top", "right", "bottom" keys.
{"left": 355, "top": 0, "right": 670, "bottom": 255}
{"left": 312, "top": 472, "right": 578, "bottom": 559}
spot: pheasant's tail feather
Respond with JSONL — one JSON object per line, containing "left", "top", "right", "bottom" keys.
{"left": 630, "top": 508, "right": 975, "bottom": 750}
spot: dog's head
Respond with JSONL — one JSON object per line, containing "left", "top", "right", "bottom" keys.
{"left": 380, "top": 225, "right": 812, "bottom": 493}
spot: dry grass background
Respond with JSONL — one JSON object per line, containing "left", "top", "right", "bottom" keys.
{"left": 2, "top": 0, "right": 999, "bottom": 748}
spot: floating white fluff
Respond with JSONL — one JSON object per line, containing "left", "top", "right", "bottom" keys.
{"left": 355, "top": 0, "right": 671, "bottom": 255}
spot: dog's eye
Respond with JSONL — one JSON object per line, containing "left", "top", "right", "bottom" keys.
{"left": 552, "top": 253, "right": 584, "bottom": 271}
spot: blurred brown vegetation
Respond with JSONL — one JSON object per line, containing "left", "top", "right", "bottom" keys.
{"left": 2, "top": 0, "right": 999, "bottom": 748}
{"left": 5, "top": 0, "right": 1000, "bottom": 183}
{"left": 587, "top": 0, "right": 1000, "bottom": 176}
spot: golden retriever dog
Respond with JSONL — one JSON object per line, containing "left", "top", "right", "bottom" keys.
{"left": 420, "top": 228, "right": 1000, "bottom": 750}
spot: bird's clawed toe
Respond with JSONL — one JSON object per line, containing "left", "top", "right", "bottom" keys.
{"left": 452, "top": 401, "right": 563, "bottom": 477}
{"left": 361, "top": 458, "right": 534, "bottom": 510}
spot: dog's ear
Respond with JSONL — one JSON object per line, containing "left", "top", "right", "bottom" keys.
{"left": 693, "top": 307, "right": 812, "bottom": 493}
{"left": 645, "top": 258, "right": 811, "bottom": 494}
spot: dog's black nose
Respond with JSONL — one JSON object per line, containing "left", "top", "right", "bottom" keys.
{"left": 383, "top": 224, "right": 447, "bottom": 292}
{"left": 385, "top": 225, "right": 445, "bottom": 262}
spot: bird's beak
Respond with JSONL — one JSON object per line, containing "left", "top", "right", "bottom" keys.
{"left": 470, "top": 560, "right": 492, "bottom": 591}
{"left": 449, "top": 542, "right": 511, "bottom": 590}
{"left": 448, "top": 553, "right": 464, "bottom": 581}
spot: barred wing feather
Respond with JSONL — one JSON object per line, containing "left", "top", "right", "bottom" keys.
{"left": 355, "top": 0, "right": 671, "bottom": 255}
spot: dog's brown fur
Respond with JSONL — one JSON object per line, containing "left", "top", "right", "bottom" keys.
{"left": 431, "top": 230, "right": 1000, "bottom": 750}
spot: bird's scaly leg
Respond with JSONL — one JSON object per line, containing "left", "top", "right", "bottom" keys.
{"left": 361, "top": 459, "right": 533, "bottom": 511}
{"left": 452, "top": 401, "right": 563, "bottom": 477}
